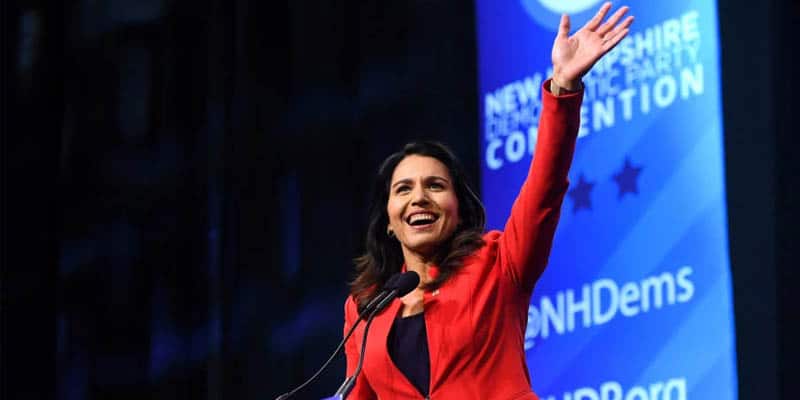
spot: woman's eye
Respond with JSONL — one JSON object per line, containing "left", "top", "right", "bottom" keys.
{"left": 396, "top": 185, "right": 410, "bottom": 194}
{"left": 428, "top": 182, "right": 444, "bottom": 190}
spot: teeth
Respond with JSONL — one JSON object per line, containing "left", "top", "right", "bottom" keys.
{"left": 408, "top": 213, "right": 436, "bottom": 224}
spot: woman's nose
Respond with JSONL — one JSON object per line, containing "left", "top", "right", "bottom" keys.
{"left": 410, "top": 185, "right": 430, "bottom": 205}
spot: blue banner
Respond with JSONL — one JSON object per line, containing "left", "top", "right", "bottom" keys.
{"left": 476, "top": 1, "right": 738, "bottom": 399}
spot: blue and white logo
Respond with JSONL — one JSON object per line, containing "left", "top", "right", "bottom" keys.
{"left": 520, "top": 0, "right": 604, "bottom": 31}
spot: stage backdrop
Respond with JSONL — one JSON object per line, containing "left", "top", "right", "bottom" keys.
{"left": 476, "top": 1, "right": 738, "bottom": 399}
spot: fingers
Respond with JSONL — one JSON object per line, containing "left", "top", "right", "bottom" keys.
{"left": 557, "top": 14, "right": 571, "bottom": 39}
{"left": 584, "top": 2, "right": 612, "bottom": 31}
{"left": 601, "top": 16, "right": 634, "bottom": 51}
{"left": 596, "top": 6, "right": 629, "bottom": 36}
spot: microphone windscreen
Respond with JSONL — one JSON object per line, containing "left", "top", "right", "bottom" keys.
{"left": 382, "top": 273, "right": 403, "bottom": 291}
{"left": 394, "top": 271, "right": 420, "bottom": 297}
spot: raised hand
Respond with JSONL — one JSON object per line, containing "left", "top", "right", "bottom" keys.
{"left": 551, "top": 2, "right": 634, "bottom": 91}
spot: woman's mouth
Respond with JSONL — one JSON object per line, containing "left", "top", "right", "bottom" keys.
{"left": 406, "top": 212, "right": 439, "bottom": 227}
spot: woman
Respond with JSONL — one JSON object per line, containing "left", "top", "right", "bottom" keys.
{"left": 343, "top": 3, "right": 634, "bottom": 399}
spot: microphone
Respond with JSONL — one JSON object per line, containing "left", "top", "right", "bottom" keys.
{"left": 362, "top": 271, "right": 419, "bottom": 317}
{"left": 274, "top": 271, "right": 418, "bottom": 400}
{"left": 357, "top": 272, "right": 403, "bottom": 319}
{"left": 333, "top": 271, "right": 419, "bottom": 399}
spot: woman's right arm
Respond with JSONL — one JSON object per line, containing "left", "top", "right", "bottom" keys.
{"left": 497, "top": 3, "right": 633, "bottom": 295}
{"left": 343, "top": 297, "right": 378, "bottom": 399}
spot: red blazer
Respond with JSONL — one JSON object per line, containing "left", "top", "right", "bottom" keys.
{"left": 343, "top": 80, "right": 583, "bottom": 400}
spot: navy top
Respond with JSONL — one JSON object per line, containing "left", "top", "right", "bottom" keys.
{"left": 387, "top": 312, "right": 431, "bottom": 396}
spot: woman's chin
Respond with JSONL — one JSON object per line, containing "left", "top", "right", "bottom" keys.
{"left": 401, "top": 239, "right": 442, "bottom": 259}
{"left": 399, "top": 226, "right": 458, "bottom": 258}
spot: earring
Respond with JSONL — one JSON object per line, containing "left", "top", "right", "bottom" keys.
{"left": 387, "top": 229, "right": 395, "bottom": 238}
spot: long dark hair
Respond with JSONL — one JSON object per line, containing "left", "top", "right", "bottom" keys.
{"left": 350, "top": 141, "right": 486, "bottom": 311}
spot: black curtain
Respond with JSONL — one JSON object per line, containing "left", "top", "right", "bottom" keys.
{"left": 5, "top": 1, "right": 478, "bottom": 398}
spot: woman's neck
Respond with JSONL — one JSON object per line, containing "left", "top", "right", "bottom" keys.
{"left": 402, "top": 251, "right": 435, "bottom": 284}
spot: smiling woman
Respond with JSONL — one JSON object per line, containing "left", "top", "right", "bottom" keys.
{"left": 342, "top": 3, "right": 634, "bottom": 399}
{"left": 350, "top": 142, "right": 487, "bottom": 311}
{"left": 388, "top": 155, "right": 463, "bottom": 263}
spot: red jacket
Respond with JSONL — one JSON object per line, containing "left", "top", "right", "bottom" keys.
{"left": 343, "top": 80, "right": 583, "bottom": 400}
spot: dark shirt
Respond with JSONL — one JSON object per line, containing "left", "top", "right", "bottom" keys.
{"left": 387, "top": 312, "right": 430, "bottom": 397}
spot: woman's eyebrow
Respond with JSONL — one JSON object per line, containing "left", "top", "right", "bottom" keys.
{"left": 392, "top": 176, "right": 450, "bottom": 188}
{"left": 391, "top": 178, "right": 413, "bottom": 188}
{"left": 427, "top": 175, "right": 450, "bottom": 182}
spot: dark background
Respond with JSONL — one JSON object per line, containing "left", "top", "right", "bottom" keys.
{"left": 3, "top": 0, "right": 798, "bottom": 399}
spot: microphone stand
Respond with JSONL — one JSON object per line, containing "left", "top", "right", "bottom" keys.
{"left": 274, "top": 291, "right": 391, "bottom": 400}
{"left": 276, "top": 271, "right": 417, "bottom": 400}
{"left": 329, "top": 289, "right": 398, "bottom": 399}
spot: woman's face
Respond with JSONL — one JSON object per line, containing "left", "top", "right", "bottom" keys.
{"left": 387, "top": 155, "right": 460, "bottom": 261}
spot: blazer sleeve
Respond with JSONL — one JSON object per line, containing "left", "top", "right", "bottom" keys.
{"left": 498, "top": 79, "right": 583, "bottom": 294}
{"left": 343, "top": 296, "right": 378, "bottom": 400}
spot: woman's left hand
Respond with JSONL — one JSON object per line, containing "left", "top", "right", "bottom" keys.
{"left": 551, "top": 2, "right": 634, "bottom": 91}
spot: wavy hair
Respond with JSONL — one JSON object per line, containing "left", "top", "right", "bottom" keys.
{"left": 350, "top": 141, "right": 486, "bottom": 312}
